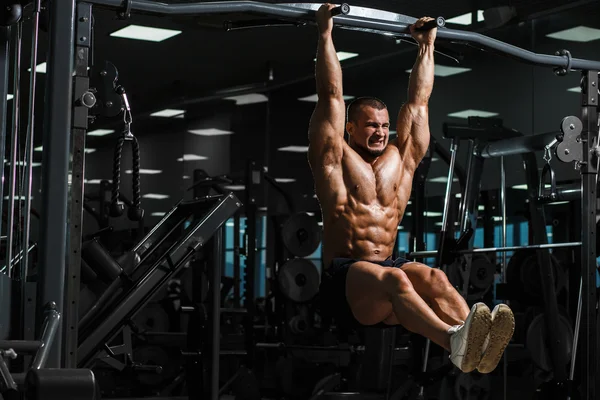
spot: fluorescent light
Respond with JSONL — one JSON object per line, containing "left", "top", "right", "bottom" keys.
{"left": 85, "top": 148, "right": 96, "bottom": 154}
{"left": 448, "top": 109, "right": 498, "bottom": 119}
{"left": 6, "top": 161, "right": 41, "bottom": 167}
{"left": 226, "top": 222, "right": 235, "bottom": 227}
{"left": 547, "top": 201, "right": 570, "bottom": 205}
{"left": 274, "top": 178, "right": 296, "bottom": 183}
{"left": 511, "top": 184, "right": 551, "bottom": 190}
{"left": 406, "top": 65, "right": 472, "bottom": 77}
{"left": 150, "top": 109, "right": 185, "bottom": 117}
{"left": 446, "top": 10, "right": 484, "bottom": 25}
{"left": 298, "top": 94, "right": 355, "bottom": 102}
{"left": 258, "top": 207, "right": 268, "bottom": 211}
{"left": 278, "top": 145, "right": 309, "bottom": 153}
{"left": 397, "top": 226, "right": 405, "bottom": 230}
{"left": 313, "top": 194, "right": 318, "bottom": 198}
{"left": 407, "top": 200, "right": 412, "bottom": 205}
{"left": 431, "top": 157, "right": 439, "bottom": 162}
{"left": 478, "top": 205, "right": 485, "bottom": 211}
{"left": 7, "top": 94, "right": 13, "bottom": 100}
{"left": 125, "top": 169, "right": 162, "bottom": 175}
{"left": 568, "top": 86, "right": 581, "bottom": 93}
{"left": 28, "top": 62, "right": 47, "bottom": 73}
{"left": 492, "top": 216, "right": 504, "bottom": 222}
{"left": 4, "top": 196, "right": 33, "bottom": 200}
{"left": 424, "top": 211, "right": 443, "bottom": 217}
{"left": 183, "top": 175, "right": 191, "bottom": 179}
{"left": 176, "top": 154, "right": 208, "bottom": 161}
{"left": 175, "top": 114, "right": 185, "bottom": 119}
{"left": 546, "top": 26, "right": 600, "bottom": 42}
{"left": 455, "top": 193, "right": 462, "bottom": 198}
{"left": 306, "top": 212, "right": 315, "bottom": 216}
{"left": 225, "top": 93, "right": 268, "bottom": 105}
{"left": 317, "top": 221, "right": 323, "bottom": 226}
{"left": 85, "top": 179, "right": 111, "bottom": 184}
{"left": 110, "top": 25, "right": 181, "bottom": 42}
{"left": 142, "top": 193, "right": 170, "bottom": 200}
{"left": 224, "top": 185, "right": 245, "bottom": 191}
{"left": 405, "top": 212, "right": 412, "bottom": 216}
{"left": 428, "top": 176, "right": 459, "bottom": 183}
{"left": 35, "top": 146, "right": 43, "bottom": 152}
{"left": 151, "top": 212, "right": 167, "bottom": 217}
{"left": 188, "top": 128, "right": 233, "bottom": 136}
{"left": 88, "top": 129, "right": 114, "bottom": 136}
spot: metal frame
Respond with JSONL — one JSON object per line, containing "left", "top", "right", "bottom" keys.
{"left": 77, "top": 194, "right": 240, "bottom": 367}
{"left": 39, "top": 1, "right": 597, "bottom": 397}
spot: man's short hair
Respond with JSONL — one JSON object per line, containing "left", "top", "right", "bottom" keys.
{"left": 347, "top": 97, "right": 387, "bottom": 124}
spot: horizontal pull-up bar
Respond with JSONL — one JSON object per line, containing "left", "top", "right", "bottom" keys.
{"left": 408, "top": 241, "right": 582, "bottom": 258}
{"left": 84, "top": 0, "right": 600, "bottom": 70}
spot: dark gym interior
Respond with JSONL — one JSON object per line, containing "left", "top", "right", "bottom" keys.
{"left": 0, "top": 1, "right": 599, "bottom": 400}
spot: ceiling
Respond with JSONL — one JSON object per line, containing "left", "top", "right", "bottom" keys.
{"left": 6, "top": 0, "right": 600, "bottom": 225}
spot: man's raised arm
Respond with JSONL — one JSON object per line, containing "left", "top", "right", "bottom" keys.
{"left": 396, "top": 17, "right": 436, "bottom": 167}
{"left": 308, "top": 4, "right": 346, "bottom": 168}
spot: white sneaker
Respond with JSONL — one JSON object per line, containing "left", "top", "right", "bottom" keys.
{"left": 477, "top": 303, "right": 515, "bottom": 374}
{"left": 448, "top": 302, "right": 492, "bottom": 373}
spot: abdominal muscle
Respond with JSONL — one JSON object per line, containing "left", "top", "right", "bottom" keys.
{"left": 321, "top": 202, "right": 401, "bottom": 268}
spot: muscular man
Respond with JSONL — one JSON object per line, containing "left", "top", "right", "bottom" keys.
{"left": 309, "top": 4, "right": 515, "bottom": 374}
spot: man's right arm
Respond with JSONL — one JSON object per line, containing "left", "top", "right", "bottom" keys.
{"left": 308, "top": 4, "right": 345, "bottom": 170}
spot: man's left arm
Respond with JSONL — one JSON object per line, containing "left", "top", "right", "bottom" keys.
{"left": 396, "top": 17, "right": 435, "bottom": 169}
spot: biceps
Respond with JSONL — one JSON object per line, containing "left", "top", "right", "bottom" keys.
{"left": 309, "top": 98, "right": 346, "bottom": 141}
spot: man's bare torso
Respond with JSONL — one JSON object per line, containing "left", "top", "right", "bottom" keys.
{"left": 312, "top": 141, "right": 414, "bottom": 268}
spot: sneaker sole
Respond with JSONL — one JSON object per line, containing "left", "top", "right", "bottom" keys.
{"left": 477, "top": 305, "right": 515, "bottom": 374}
{"left": 461, "top": 305, "right": 493, "bottom": 373}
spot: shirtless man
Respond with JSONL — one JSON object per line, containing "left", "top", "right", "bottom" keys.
{"left": 309, "top": 4, "right": 515, "bottom": 374}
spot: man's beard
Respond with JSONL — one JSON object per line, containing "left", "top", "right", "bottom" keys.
{"left": 364, "top": 144, "right": 385, "bottom": 157}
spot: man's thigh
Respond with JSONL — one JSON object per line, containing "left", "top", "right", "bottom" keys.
{"left": 345, "top": 261, "right": 397, "bottom": 326}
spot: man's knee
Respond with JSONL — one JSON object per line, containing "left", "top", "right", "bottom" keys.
{"left": 426, "top": 267, "right": 454, "bottom": 295}
{"left": 383, "top": 268, "right": 414, "bottom": 295}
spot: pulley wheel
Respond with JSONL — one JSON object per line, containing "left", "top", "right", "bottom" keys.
{"left": 281, "top": 212, "right": 321, "bottom": 257}
{"left": 278, "top": 258, "right": 320, "bottom": 303}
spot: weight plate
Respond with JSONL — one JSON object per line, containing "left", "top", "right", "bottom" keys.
{"left": 526, "top": 313, "right": 573, "bottom": 373}
{"left": 132, "top": 303, "right": 170, "bottom": 333}
{"left": 454, "top": 373, "right": 491, "bottom": 400}
{"left": 506, "top": 249, "right": 561, "bottom": 305}
{"left": 281, "top": 213, "right": 321, "bottom": 257}
{"left": 469, "top": 255, "right": 495, "bottom": 290}
{"left": 289, "top": 315, "right": 309, "bottom": 335}
{"left": 278, "top": 258, "right": 320, "bottom": 303}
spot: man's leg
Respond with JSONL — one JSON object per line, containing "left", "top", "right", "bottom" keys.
{"left": 345, "top": 261, "right": 492, "bottom": 373}
{"left": 345, "top": 261, "right": 453, "bottom": 350}
{"left": 400, "top": 262, "right": 470, "bottom": 326}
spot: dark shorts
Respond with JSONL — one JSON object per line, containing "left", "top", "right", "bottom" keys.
{"left": 319, "top": 257, "right": 411, "bottom": 330}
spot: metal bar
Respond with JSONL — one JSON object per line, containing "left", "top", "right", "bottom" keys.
{"left": 233, "top": 212, "right": 241, "bottom": 308}
{"left": 6, "top": 21, "right": 22, "bottom": 278}
{"left": 64, "top": 1, "right": 92, "bottom": 368}
{"left": 82, "top": 0, "right": 600, "bottom": 70}
{"left": 409, "top": 241, "right": 582, "bottom": 258}
{"left": 535, "top": 182, "right": 582, "bottom": 204}
{"left": 0, "top": 27, "right": 10, "bottom": 259}
{"left": 211, "top": 229, "right": 222, "bottom": 400}
{"left": 441, "top": 139, "right": 457, "bottom": 230}
{"left": 477, "top": 131, "right": 558, "bottom": 158}
{"left": 37, "top": 0, "right": 76, "bottom": 368}
{"left": 0, "top": 340, "right": 41, "bottom": 353}
{"left": 569, "top": 279, "right": 582, "bottom": 386}
{"left": 244, "top": 161, "right": 258, "bottom": 367}
{"left": 31, "top": 303, "right": 61, "bottom": 369}
{"left": 21, "top": 0, "right": 42, "bottom": 282}
{"left": 458, "top": 141, "right": 474, "bottom": 231}
{"left": 433, "top": 141, "right": 466, "bottom": 194}
{"left": 499, "top": 156, "right": 508, "bottom": 400}
{"left": 580, "top": 69, "right": 598, "bottom": 400}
